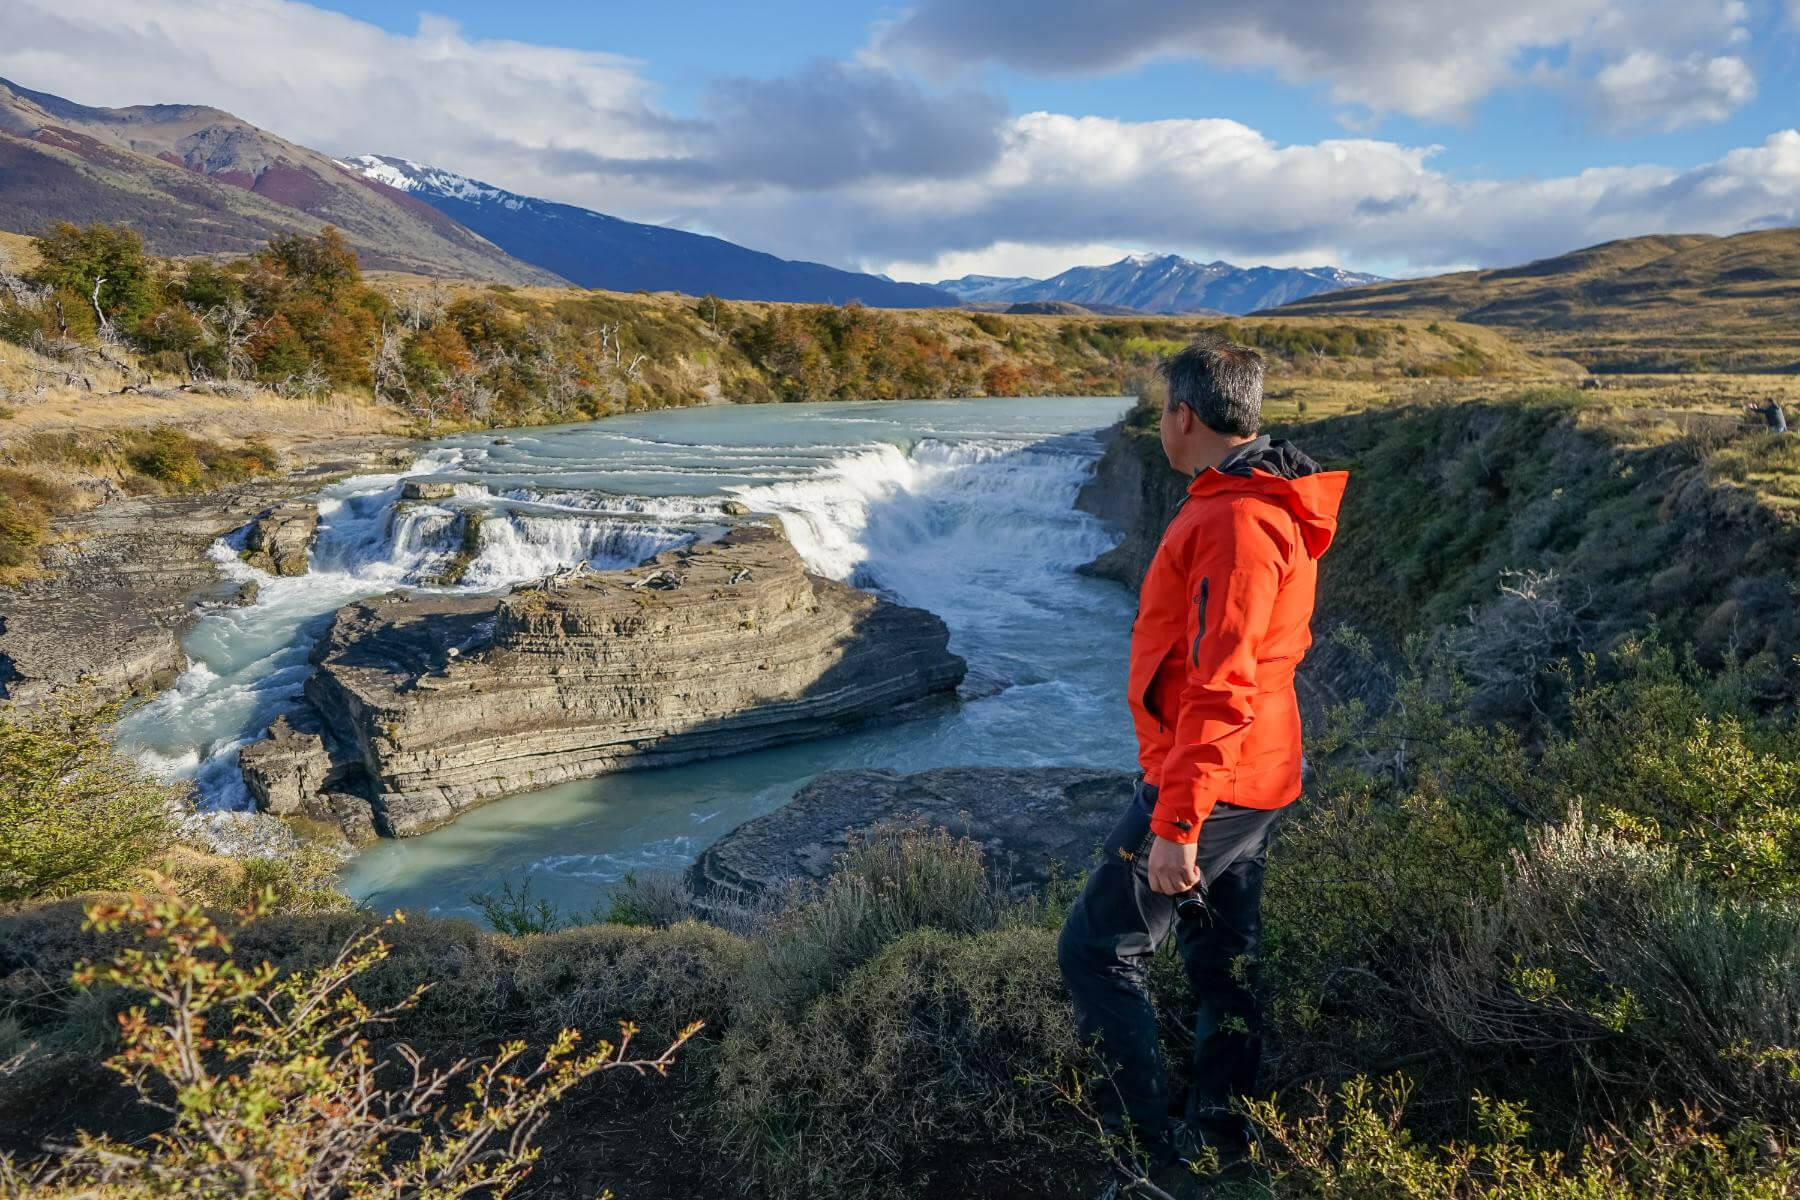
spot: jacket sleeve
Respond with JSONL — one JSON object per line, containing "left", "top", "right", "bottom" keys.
{"left": 1151, "top": 500, "right": 1289, "bottom": 843}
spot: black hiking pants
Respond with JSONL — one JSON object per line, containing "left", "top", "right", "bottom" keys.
{"left": 1058, "top": 780, "right": 1282, "bottom": 1162}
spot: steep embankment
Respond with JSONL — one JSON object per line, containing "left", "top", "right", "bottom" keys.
{"left": 1080, "top": 391, "right": 1800, "bottom": 708}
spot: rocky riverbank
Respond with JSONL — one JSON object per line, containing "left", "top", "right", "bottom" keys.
{"left": 241, "top": 521, "right": 968, "bottom": 838}
{"left": 0, "top": 435, "right": 416, "bottom": 705}
{"left": 689, "top": 765, "right": 1135, "bottom": 899}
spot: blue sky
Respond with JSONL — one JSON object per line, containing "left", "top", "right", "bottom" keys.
{"left": 4, "top": 0, "right": 1798, "bottom": 280}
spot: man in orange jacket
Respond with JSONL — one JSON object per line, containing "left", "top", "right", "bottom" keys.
{"left": 1060, "top": 334, "right": 1347, "bottom": 1191}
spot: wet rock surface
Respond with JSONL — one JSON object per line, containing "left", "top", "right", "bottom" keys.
{"left": 0, "top": 436, "right": 414, "bottom": 705}
{"left": 247, "top": 522, "right": 968, "bottom": 838}
{"left": 689, "top": 765, "right": 1136, "bottom": 898}
{"left": 1074, "top": 416, "right": 1185, "bottom": 590}
{"left": 238, "top": 500, "right": 320, "bottom": 576}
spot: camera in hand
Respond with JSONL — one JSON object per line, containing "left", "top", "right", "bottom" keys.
{"left": 1174, "top": 888, "right": 1207, "bottom": 921}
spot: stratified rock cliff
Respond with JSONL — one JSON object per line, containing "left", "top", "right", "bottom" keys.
{"left": 1074, "top": 410, "right": 1186, "bottom": 590}
{"left": 689, "top": 766, "right": 1135, "bottom": 898}
{"left": 242, "top": 521, "right": 967, "bottom": 837}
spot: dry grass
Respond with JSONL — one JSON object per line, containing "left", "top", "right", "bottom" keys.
{"left": 1275, "top": 227, "right": 1800, "bottom": 373}
{"left": 0, "top": 342, "right": 405, "bottom": 456}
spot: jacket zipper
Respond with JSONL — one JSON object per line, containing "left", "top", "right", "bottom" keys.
{"left": 1191, "top": 577, "right": 1210, "bottom": 667}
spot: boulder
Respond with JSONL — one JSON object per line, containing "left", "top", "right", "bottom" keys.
{"left": 689, "top": 766, "right": 1136, "bottom": 898}
{"left": 401, "top": 478, "right": 459, "bottom": 501}
{"left": 269, "top": 523, "right": 967, "bottom": 837}
{"left": 239, "top": 500, "right": 319, "bottom": 576}
{"left": 239, "top": 714, "right": 339, "bottom": 816}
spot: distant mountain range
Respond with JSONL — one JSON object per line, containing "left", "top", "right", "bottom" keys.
{"left": 0, "top": 77, "right": 554, "bottom": 284}
{"left": 343, "top": 155, "right": 958, "bottom": 308}
{"left": 935, "top": 254, "right": 1384, "bottom": 315}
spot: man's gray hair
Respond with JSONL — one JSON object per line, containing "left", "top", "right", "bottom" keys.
{"left": 1159, "top": 334, "right": 1264, "bottom": 437}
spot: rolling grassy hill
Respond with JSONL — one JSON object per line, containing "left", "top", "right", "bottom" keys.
{"left": 1272, "top": 227, "right": 1800, "bottom": 373}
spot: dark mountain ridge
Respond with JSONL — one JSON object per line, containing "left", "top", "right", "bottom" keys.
{"left": 344, "top": 155, "right": 958, "bottom": 308}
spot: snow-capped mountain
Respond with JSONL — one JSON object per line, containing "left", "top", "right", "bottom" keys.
{"left": 934, "top": 253, "right": 1384, "bottom": 315}
{"left": 344, "top": 154, "right": 957, "bottom": 308}
{"left": 932, "top": 273, "right": 1044, "bottom": 303}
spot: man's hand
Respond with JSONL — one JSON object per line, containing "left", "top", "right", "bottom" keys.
{"left": 1147, "top": 835, "right": 1201, "bottom": 896}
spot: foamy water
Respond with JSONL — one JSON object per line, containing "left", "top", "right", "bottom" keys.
{"left": 116, "top": 397, "right": 1138, "bottom": 919}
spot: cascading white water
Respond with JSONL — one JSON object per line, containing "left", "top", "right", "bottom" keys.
{"left": 116, "top": 396, "right": 1140, "bottom": 918}
{"left": 117, "top": 451, "right": 699, "bottom": 812}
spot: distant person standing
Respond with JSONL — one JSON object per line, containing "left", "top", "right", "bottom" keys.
{"left": 1060, "top": 335, "right": 1347, "bottom": 1196}
{"left": 1747, "top": 399, "right": 1790, "bottom": 434}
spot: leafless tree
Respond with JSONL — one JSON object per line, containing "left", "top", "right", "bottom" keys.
{"left": 395, "top": 282, "right": 448, "bottom": 332}
{"left": 372, "top": 321, "right": 411, "bottom": 407}
{"left": 277, "top": 362, "right": 332, "bottom": 401}
{"left": 1448, "top": 568, "right": 1592, "bottom": 716}
{"left": 200, "top": 298, "right": 259, "bottom": 381}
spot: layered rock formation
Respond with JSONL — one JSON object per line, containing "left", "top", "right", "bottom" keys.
{"left": 239, "top": 500, "right": 319, "bottom": 576}
{"left": 689, "top": 766, "right": 1135, "bottom": 898}
{"left": 1074, "top": 412, "right": 1185, "bottom": 590}
{"left": 241, "top": 522, "right": 967, "bottom": 838}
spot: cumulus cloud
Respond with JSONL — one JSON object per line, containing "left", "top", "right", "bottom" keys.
{"left": 877, "top": 0, "right": 1759, "bottom": 128}
{"left": 1586, "top": 51, "right": 1757, "bottom": 133}
{"left": 0, "top": 0, "right": 1794, "bottom": 283}
{"left": 820, "top": 118, "right": 1800, "bottom": 279}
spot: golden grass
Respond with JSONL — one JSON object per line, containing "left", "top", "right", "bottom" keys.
{"left": 0, "top": 342, "right": 406, "bottom": 460}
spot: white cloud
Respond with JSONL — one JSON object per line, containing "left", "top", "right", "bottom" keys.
{"left": 880, "top": 241, "right": 1138, "bottom": 283}
{"left": 790, "top": 117, "right": 1800, "bottom": 278}
{"left": 1587, "top": 51, "right": 1757, "bottom": 133}
{"left": 0, "top": 0, "right": 1006, "bottom": 215}
{"left": 878, "top": 0, "right": 1760, "bottom": 128}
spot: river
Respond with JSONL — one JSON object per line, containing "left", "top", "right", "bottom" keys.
{"left": 117, "top": 396, "right": 1138, "bottom": 920}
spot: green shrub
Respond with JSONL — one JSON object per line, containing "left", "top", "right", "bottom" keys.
{"left": 514, "top": 921, "right": 750, "bottom": 1043}
{"left": 717, "top": 926, "right": 1077, "bottom": 1199}
{"left": 0, "top": 492, "right": 49, "bottom": 570}
{"left": 0, "top": 692, "right": 176, "bottom": 904}
{"left": 11, "top": 888, "right": 691, "bottom": 1200}
{"left": 1542, "top": 644, "right": 1800, "bottom": 898}
{"left": 1250, "top": 1075, "right": 1800, "bottom": 1199}
{"left": 1426, "top": 815, "right": 1800, "bottom": 1125}
{"left": 125, "top": 425, "right": 204, "bottom": 488}
{"left": 469, "top": 875, "right": 572, "bottom": 934}
{"left": 737, "top": 821, "right": 1008, "bottom": 1020}
{"left": 232, "top": 910, "right": 515, "bottom": 1044}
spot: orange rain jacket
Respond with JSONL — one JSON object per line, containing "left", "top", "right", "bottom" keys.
{"left": 1128, "top": 437, "right": 1348, "bottom": 844}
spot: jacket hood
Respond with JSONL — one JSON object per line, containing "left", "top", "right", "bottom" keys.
{"left": 1188, "top": 435, "right": 1347, "bottom": 558}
